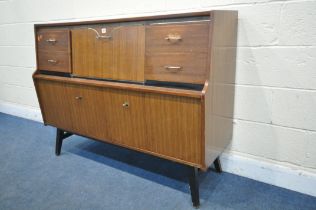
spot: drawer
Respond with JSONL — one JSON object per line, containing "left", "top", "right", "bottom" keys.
{"left": 146, "top": 22, "right": 210, "bottom": 54}
{"left": 145, "top": 53, "right": 207, "bottom": 84}
{"left": 37, "top": 51, "right": 71, "bottom": 73}
{"left": 37, "top": 28, "right": 70, "bottom": 52}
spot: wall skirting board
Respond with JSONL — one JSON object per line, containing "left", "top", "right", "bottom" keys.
{"left": 0, "top": 100, "right": 43, "bottom": 123}
{"left": 220, "top": 152, "right": 316, "bottom": 197}
{"left": 0, "top": 100, "right": 315, "bottom": 197}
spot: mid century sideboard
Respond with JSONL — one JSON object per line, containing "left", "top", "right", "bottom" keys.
{"left": 33, "top": 10, "right": 237, "bottom": 207}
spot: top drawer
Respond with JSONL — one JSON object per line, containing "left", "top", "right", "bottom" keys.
{"left": 37, "top": 28, "right": 70, "bottom": 52}
{"left": 146, "top": 22, "right": 210, "bottom": 54}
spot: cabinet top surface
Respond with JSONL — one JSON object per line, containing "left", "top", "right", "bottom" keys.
{"left": 34, "top": 10, "right": 235, "bottom": 27}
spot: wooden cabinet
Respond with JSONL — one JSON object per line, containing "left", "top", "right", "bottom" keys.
{"left": 33, "top": 10, "right": 238, "bottom": 207}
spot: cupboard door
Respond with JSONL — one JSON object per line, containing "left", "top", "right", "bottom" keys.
{"left": 103, "top": 89, "right": 146, "bottom": 149}
{"left": 144, "top": 93, "right": 202, "bottom": 165}
{"left": 36, "top": 79, "right": 146, "bottom": 149}
{"left": 72, "top": 25, "right": 145, "bottom": 82}
{"left": 36, "top": 80, "right": 112, "bottom": 139}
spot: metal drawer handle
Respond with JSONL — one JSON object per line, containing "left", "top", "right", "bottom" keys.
{"left": 165, "top": 35, "right": 182, "bottom": 41}
{"left": 75, "top": 96, "right": 83, "bottom": 100}
{"left": 122, "top": 102, "right": 129, "bottom": 107}
{"left": 47, "top": 59, "right": 58, "bottom": 64}
{"left": 46, "top": 38, "right": 57, "bottom": 44}
{"left": 88, "top": 28, "right": 112, "bottom": 40}
{"left": 164, "top": 66, "right": 182, "bottom": 71}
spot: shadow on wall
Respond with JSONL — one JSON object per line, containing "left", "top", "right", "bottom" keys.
{"left": 225, "top": 18, "right": 284, "bottom": 174}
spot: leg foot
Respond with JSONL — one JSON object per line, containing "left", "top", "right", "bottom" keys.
{"left": 55, "top": 128, "right": 73, "bottom": 156}
{"left": 214, "top": 157, "right": 222, "bottom": 173}
{"left": 188, "top": 166, "right": 200, "bottom": 208}
{"left": 55, "top": 128, "right": 63, "bottom": 156}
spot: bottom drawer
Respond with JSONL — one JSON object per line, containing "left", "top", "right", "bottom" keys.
{"left": 145, "top": 53, "right": 207, "bottom": 84}
{"left": 38, "top": 51, "right": 71, "bottom": 73}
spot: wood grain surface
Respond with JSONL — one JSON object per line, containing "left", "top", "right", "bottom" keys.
{"left": 72, "top": 25, "right": 145, "bottom": 81}
{"left": 36, "top": 79, "right": 203, "bottom": 167}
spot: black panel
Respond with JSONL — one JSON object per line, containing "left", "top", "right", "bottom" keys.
{"left": 36, "top": 72, "right": 204, "bottom": 91}
{"left": 145, "top": 80, "right": 204, "bottom": 91}
{"left": 39, "top": 70, "right": 71, "bottom": 78}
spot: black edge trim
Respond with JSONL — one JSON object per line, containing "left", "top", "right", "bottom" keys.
{"left": 145, "top": 80, "right": 204, "bottom": 91}
{"left": 37, "top": 71, "right": 203, "bottom": 91}
{"left": 39, "top": 70, "right": 71, "bottom": 78}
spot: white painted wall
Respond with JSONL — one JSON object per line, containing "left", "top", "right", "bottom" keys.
{"left": 0, "top": 0, "right": 316, "bottom": 195}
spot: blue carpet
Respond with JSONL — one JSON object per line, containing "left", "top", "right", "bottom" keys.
{"left": 0, "top": 112, "right": 315, "bottom": 210}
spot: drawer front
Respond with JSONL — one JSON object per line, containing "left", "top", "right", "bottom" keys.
{"left": 146, "top": 22, "right": 210, "bottom": 54}
{"left": 37, "top": 51, "right": 71, "bottom": 73}
{"left": 37, "top": 29, "right": 70, "bottom": 52}
{"left": 145, "top": 53, "right": 207, "bottom": 84}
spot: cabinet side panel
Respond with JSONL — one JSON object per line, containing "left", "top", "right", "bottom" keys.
{"left": 205, "top": 11, "right": 238, "bottom": 167}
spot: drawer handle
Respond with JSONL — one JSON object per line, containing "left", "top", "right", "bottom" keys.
{"left": 165, "top": 35, "right": 182, "bottom": 42}
{"left": 122, "top": 102, "right": 129, "bottom": 107}
{"left": 88, "top": 28, "right": 112, "bottom": 40}
{"left": 164, "top": 66, "right": 182, "bottom": 71}
{"left": 47, "top": 59, "right": 58, "bottom": 64}
{"left": 75, "top": 96, "right": 83, "bottom": 100}
{"left": 46, "top": 38, "right": 57, "bottom": 44}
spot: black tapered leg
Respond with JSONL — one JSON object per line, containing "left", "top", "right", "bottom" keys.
{"left": 55, "top": 128, "right": 73, "bottom": 156}
{"left": 188, "top": 166, "right": 200, "bottom": 208}
{"left": 214, "top": 157, "right": 222, "bottom": 173}
{"left": 55, "top": 128, "right": 64, "bottom": 156}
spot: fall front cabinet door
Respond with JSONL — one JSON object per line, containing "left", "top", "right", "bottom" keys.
{"left": 71, "top": 25, "right": 145, "bottom": 82}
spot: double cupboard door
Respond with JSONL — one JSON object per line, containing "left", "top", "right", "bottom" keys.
{"left": 36, "top": 80, "right": 202, "bottom": 165}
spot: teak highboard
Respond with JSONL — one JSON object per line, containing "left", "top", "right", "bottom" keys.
{"left": 33, "top": 10, "right": 238, "bottom": 207}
